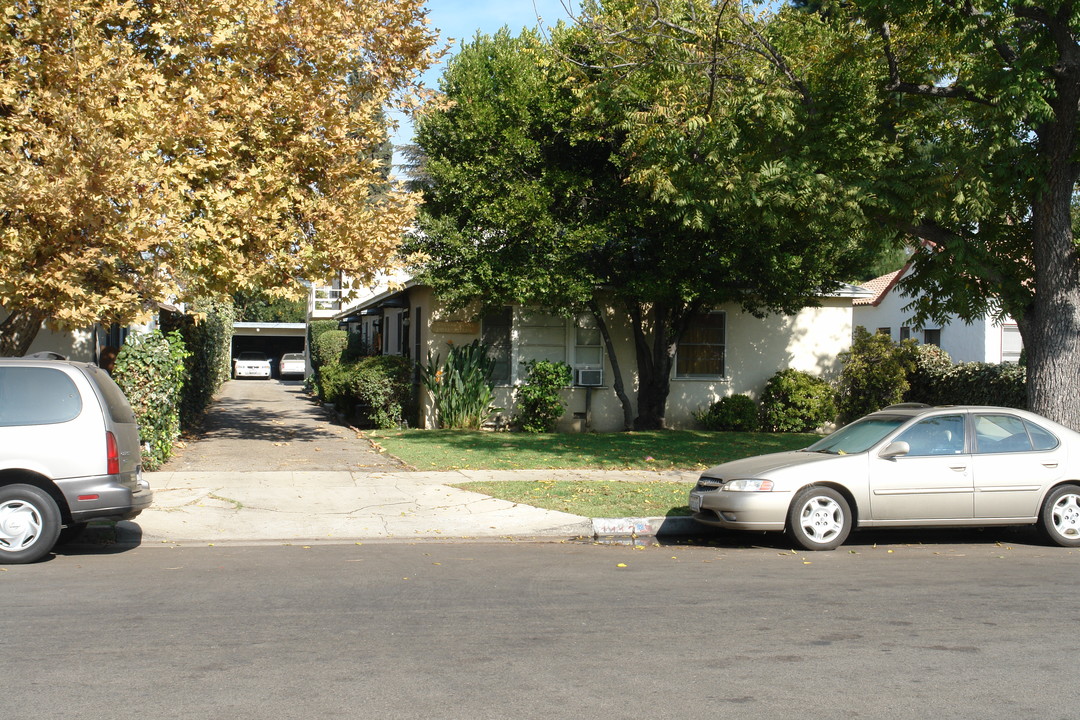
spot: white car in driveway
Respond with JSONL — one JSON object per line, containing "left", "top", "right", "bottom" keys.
{"left": 690, "top": 404, "right": 1080, "bottom": 550}
{"left": 279, "top": 353, "right": 307, "bottom": 379}
{"left": 232, "top": 351, "right": 271, "bottom": 379}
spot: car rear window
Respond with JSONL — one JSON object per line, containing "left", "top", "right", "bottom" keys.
{"left": 83, "top": 364, "right": 138, "bottom": 425}
{"left": 0, "top": 367, "right": 83, "bottom": 426}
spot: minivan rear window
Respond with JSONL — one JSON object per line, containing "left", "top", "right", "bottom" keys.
{"left": 0, "top": 367, "right": 83, "bottom": 426}
{"left": 82, "top": 365, "right": 138, "bottom": 425}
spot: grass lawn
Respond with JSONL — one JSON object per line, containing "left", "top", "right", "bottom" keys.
{"left": 449, "top": 479, "right": 699, "bottom": 518}
{"left": 364, "top": 429, "right": 818, "bottom": 518}
{"left": 365, "top": 429, "right": 816, "bottom": 471}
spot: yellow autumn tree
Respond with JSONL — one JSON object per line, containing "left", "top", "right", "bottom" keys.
{"left": 0, "top": 0, "right": 439, "bottom": 355}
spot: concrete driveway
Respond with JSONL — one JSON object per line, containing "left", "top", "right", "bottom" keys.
{"left": 160, "top": 379, "right": 406, "bottom": 473}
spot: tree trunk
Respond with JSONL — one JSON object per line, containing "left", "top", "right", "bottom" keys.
{"left": 1025, "top": 69, "right": 1080, "bottom": 431}
{"left": 629, "top": 301, "right": 691, "bottom": 431}
{"left": 0, "top": 309, "right": 47, "bottom": 357}
{"left": 589, "top": 299, "right": 634, "bottom": 431}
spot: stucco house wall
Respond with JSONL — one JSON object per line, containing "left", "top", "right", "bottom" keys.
{"left": 853, "top": 266, "right": 1021, "bottom": 364}
{"left": 341, "top": 283, "right": 863, "bottom": 432}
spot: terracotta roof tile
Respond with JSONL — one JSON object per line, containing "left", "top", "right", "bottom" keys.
{"left": 853, "top": 267, "right": 906, "bottom": 306}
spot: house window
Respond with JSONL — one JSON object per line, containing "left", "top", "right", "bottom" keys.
{"left": 923, "top": 328, "right": 941, "bottom": 346}
{"left": 676, "top": 312, "right": 726, "bottom": 378}
{"left": 481, "top": 307, "right": 512, "bottom": 386}
{"left": 877, "top": 327, "right": 891, "bottom": 337}
{"left": 516, "top": 309, "right": 566, "bottom": 366}
{"left": 1002, "top": 324, "right": 1023, "bottom": 363}
{"left": 574, "top": 314, "right": 603, "bottom": 367}
{"left": 899, "top": 327, "right": 911, "bottom": 341}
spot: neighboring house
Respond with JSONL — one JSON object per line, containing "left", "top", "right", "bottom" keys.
{"left": 1, "top": 305, "right": 177, "bottom": 365}
{"left": 853, "top": 264, "right": 1023, "bottom": 364}
{"left": 325, "top": 278, "right": 872, "bottom": 432}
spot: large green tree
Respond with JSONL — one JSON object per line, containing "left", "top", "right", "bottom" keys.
{"left": 572, "top": 0, "right": 1080, "bottom": 430}
{"left": 409, "top": 25, "right": 885, "bottom": 429}
{"left": 843, "top": 0, "right": 1080, "bottom": 431}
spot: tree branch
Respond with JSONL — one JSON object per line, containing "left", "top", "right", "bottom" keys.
{"left": 878, "top": 21, "right": 994, "bottom": 105}
{"left": 891, "top": 218, "right": 1007, "bottom": 287}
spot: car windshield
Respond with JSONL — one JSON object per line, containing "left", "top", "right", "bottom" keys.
{"left": 238, "top": 352, "right": 267, "bottom": 361}
{"left": 806, "top": 415, "right": 910, "bottom": 455}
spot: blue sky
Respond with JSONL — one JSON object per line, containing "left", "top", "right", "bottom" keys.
{"left": 390, "top": 1, "right": 575, "bottom": 162}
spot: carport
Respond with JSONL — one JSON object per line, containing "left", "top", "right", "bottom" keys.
{"left": 231, "top": 322, "right": 307, "bottom": 378}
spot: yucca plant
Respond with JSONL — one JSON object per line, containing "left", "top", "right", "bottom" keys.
{"left": 421, "top": 340, "right": 498, "bottom": 429}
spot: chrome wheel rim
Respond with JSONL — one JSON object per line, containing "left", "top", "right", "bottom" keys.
{"left": 799, "top": 496, "right": 844, "bottom": 544}
{"left": 0, "top": 499, "right": 43, "bottom": 552}
{"left": 1051, "top": 493, "right": 1080, "bottom": 539}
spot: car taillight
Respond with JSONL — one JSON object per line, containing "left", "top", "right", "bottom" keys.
{"left": 106, "top": 431, "right": 119, "bottom": 475}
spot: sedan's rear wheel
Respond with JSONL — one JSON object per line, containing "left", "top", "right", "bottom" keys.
{"left": 0, "top": 484, "right": 62, "bottom": 564}
{"left": 787, "top": 486, "right": 852, "bottom": 551}
{"left": 1038, "top": 485, "right": 1080, "bottom": 547}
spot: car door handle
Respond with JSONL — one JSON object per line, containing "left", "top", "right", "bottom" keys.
{"left": 950, "top": 466, "right": 967, "bottom": 472}
{"left": 1043, "top": 463, "right": 1059, "bottom": 468}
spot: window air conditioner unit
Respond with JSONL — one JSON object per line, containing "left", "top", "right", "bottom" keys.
{"left": 575, "top": 367, "right": 603, "bottom": 387}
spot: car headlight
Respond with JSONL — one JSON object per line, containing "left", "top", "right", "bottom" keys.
{"left": 723, "top": 479, "right": 774, "bottom": 492}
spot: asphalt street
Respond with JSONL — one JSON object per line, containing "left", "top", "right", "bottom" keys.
{"left": 6, "top": 541, "right": 1078, "bottom": 720}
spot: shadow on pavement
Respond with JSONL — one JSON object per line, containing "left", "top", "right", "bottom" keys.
{"left": 653, "top": 524, "right": 1049, "bottom": 550}
{"left": 49, "top": 521, "right": 144, "bottom": 559}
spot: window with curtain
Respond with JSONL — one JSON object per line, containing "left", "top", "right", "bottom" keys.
{"left": 676, "top": 312, "right": 726, "bottom": 378}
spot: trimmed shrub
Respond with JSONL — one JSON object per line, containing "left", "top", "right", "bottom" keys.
{"left": 760, "top": 369, "right": 836, "bottom": 432}
{"left": 514, "top": 360, "right": 572, "bottom": 433}
{"left": 836, "top": 327, "right": 917, "bottom": 424}
{"left": 694, "top": 394, "right": 760, "bottom": 432}
{"left": 313, "top": 329, "right": 349, "bottom": 369}
{"left": 308, "top": 319, "right": 338, "bottom": 356}
{"left": 319, "top": 355, "right": 415, "bottom": 428}
{"left": 113, "top": 330, "right": 188, "bottom": 470}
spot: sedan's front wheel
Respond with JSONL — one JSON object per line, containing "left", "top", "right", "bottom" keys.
{"left": 1038, "top": 484, "right": 1080, "bottom": 547}
{"left": 787, "top": 486, "right": 852, "bottom": 551}
{"left": 0, "top": 484, "right": 62, "bottom": 564}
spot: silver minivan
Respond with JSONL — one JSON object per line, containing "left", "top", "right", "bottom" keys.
{"left": 0, "top": 358, "right": 153, "bottom": 563}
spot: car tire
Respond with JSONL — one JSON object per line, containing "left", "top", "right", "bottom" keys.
{"left": 0, "top": 484, "right": 62, "bottom": 564}
{"left": 1038, "top": 484, "right": 1080, "bottom": 547}
{"left": 786, "top": 486, "right": 852, "bottom": 551}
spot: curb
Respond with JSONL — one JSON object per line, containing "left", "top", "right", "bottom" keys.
{"left": 85, "top": 516, "right": 704, "bottom": 548}
{"left": 591, "top": 516, "right": 701, "bottom": 539}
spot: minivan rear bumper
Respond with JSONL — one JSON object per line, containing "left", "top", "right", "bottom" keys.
{"left": 57, "top": 473, "right": 154, "bottom": 522}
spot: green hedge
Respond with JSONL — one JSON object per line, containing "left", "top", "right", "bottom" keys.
{"left": 314, "top": 329, "right": 349, "bottom": 369}
{"left": 112, "top": 330, "right": 188, "bottom": 470}
{"left": 319, "top": 355, "right": 415, "bottom": 428}
{"left": 694, "top": 394, "right": 760, "bottom": 432}
{"left": 906, "top": 344, "right": 1027, "bottom": 408}
{"left": 759, "top": 369, "right": 836, "bottom": 432}
{"left": 166, "top": 297, "right": 235, "bottom": 431}
{"left": 308, "top": 320, "right": 339, "bottom": 362}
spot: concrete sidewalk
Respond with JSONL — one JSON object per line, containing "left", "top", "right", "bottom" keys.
{"left": 117, "top": 469, "right": 705, "bottom": 546}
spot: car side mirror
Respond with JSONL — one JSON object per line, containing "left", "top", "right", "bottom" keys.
{"left": 880, "top": 441, "right": 910, "bottom": 459}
